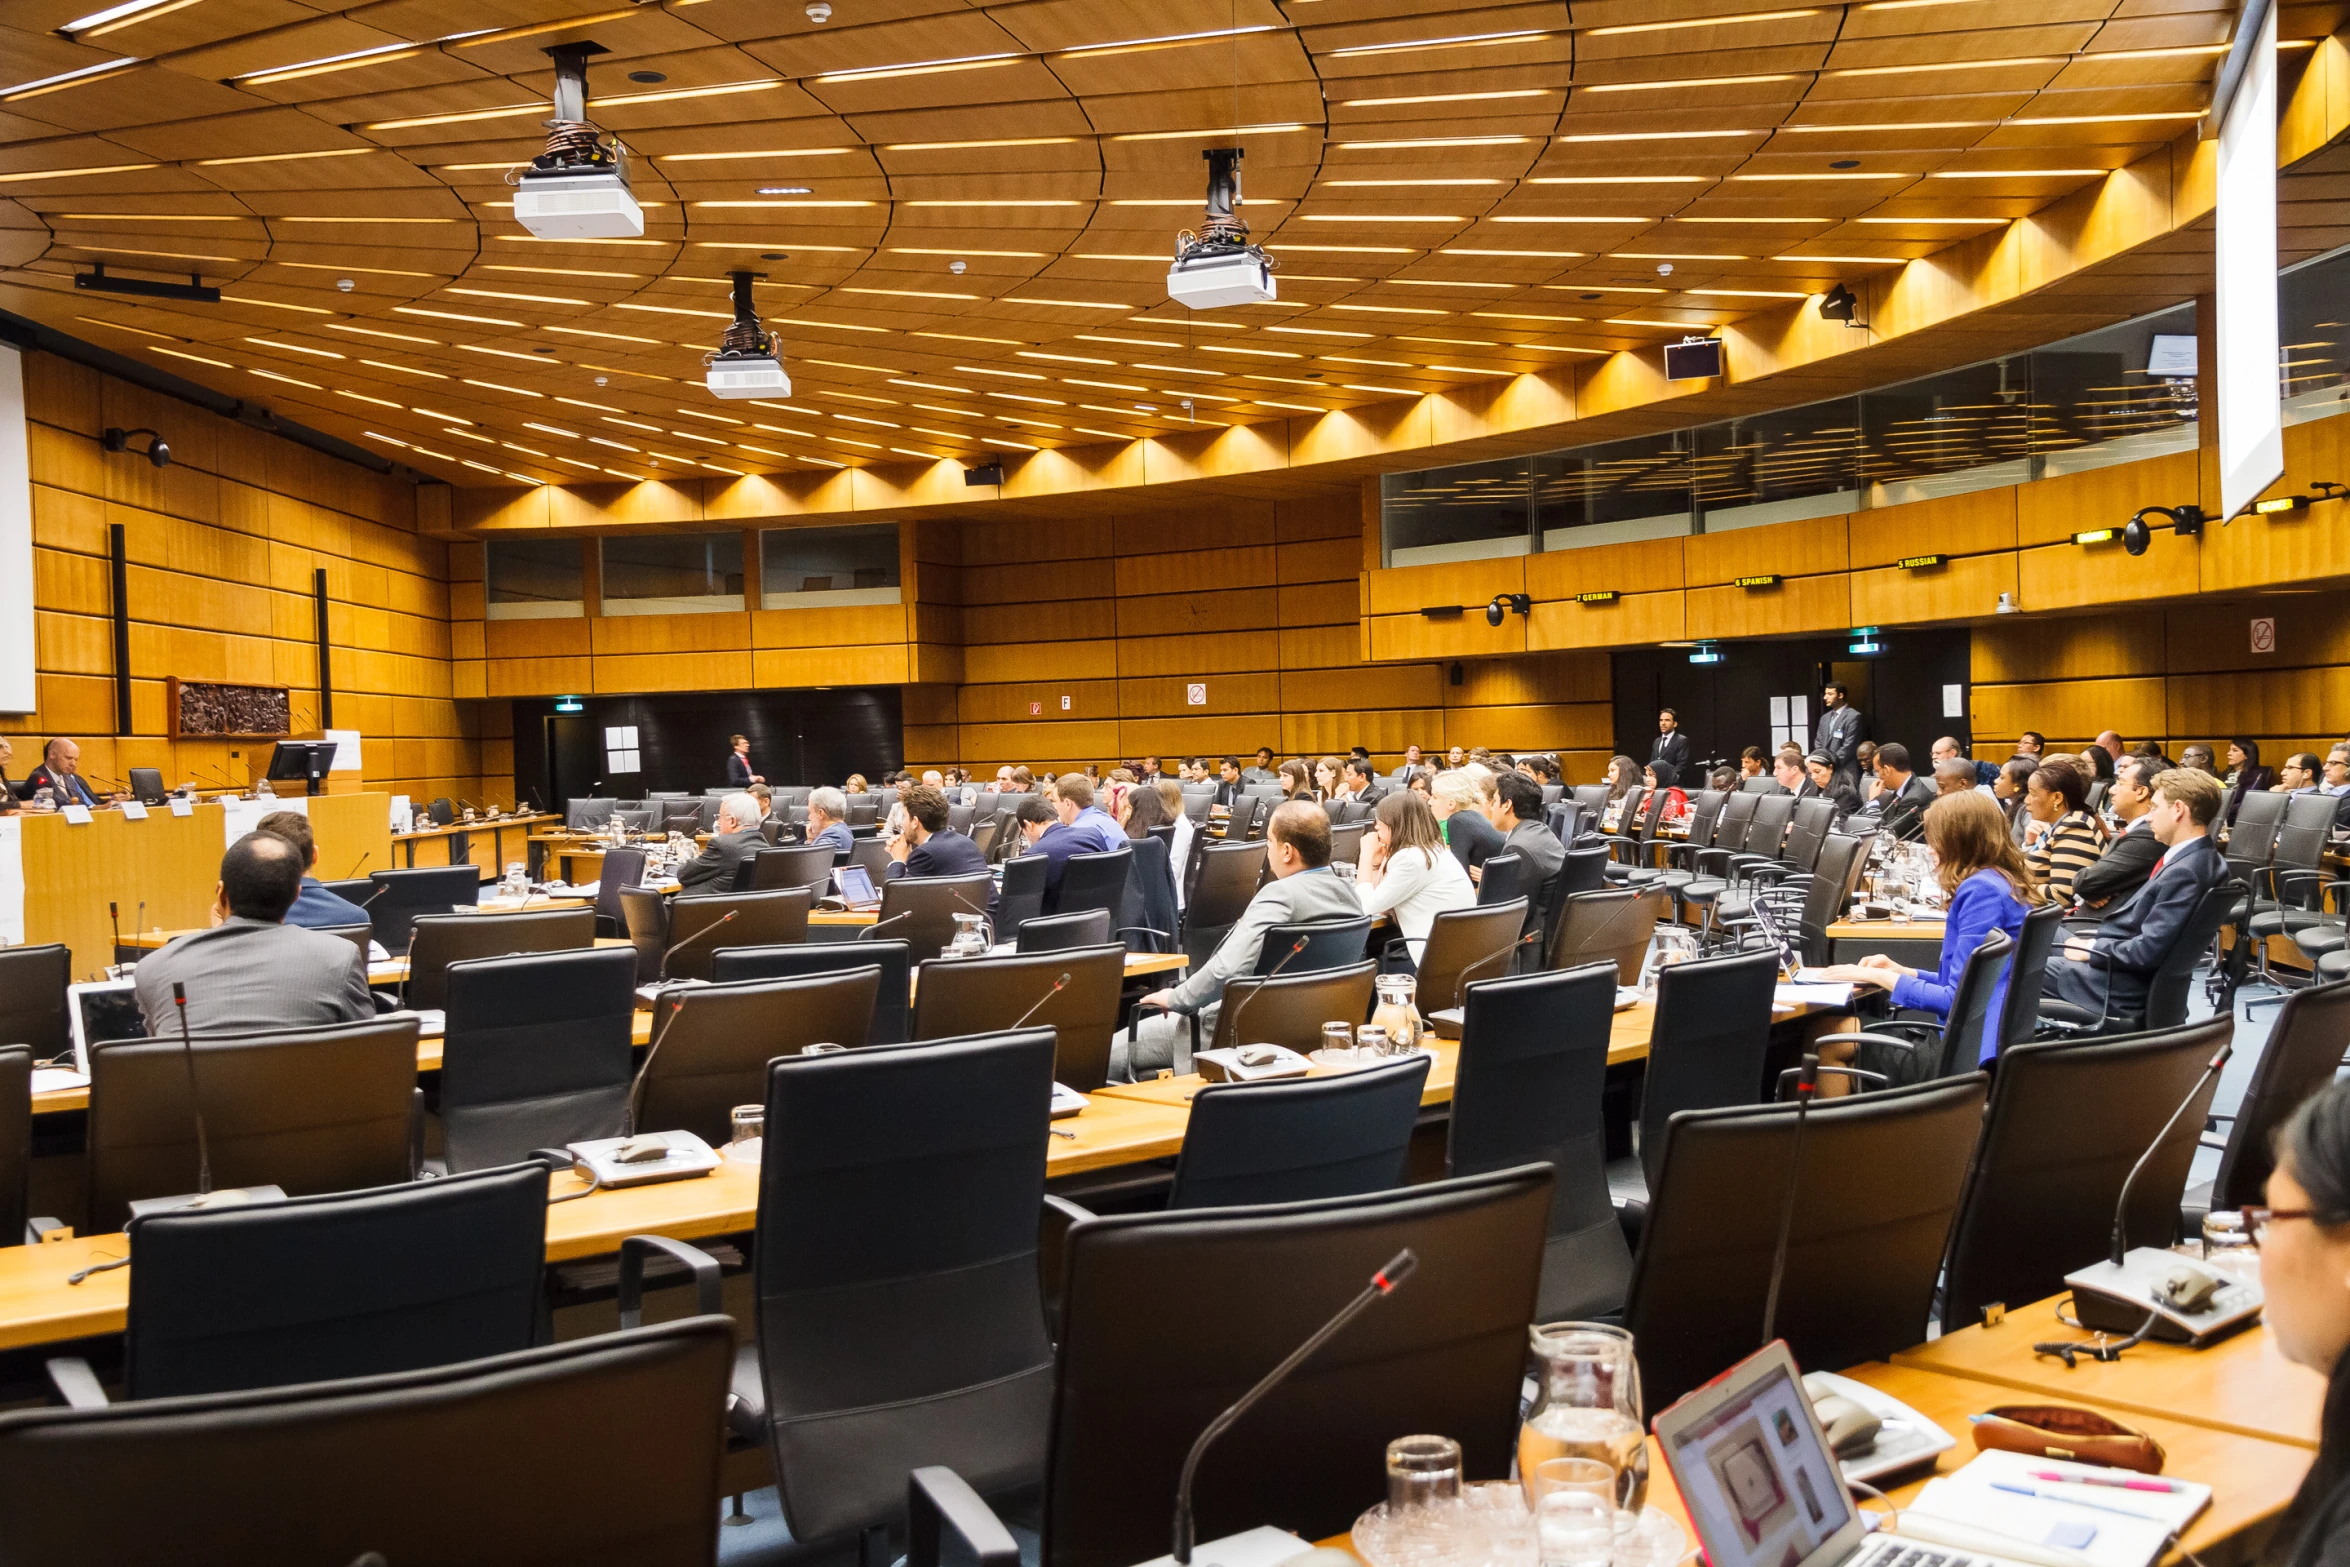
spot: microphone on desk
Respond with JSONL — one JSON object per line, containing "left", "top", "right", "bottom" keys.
{"left": 346, "top": 851, "right": 371, "bottom": 880}
{"left": 857, "top": 911, "right": 913, "bottom": 942}
{"left": 1760, "top": 1050, "right": 1821, "bottom": 1347}
{"left": 657, "top": 909, "right": 737, "bottom": 982}
{"left": 1170, "top": 1249, "right": 1417, "bottom": 1565}
{"left": 109, "top": 901, "right": 123, "bottom": 963}
{"left": 173, "top": 982, "right": 214, "bottom": 1202}
{"left": 133, "top": 899, "right": 145, "bottom": 953}
{"left": 624, "top": 989, "right": 694, "bottom": 1138}
{"left": 1448, "top": 929, "right": 1543, "bottom": 996}
{"left": 1011, "top": 972, "right": 1071, "bottom": 1032}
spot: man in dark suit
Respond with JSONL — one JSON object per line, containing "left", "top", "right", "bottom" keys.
{"left": 1650, "top": 709, "right": 1691, "bottom": 775}
{"left": 1209, "top": 755, "right": 1247, "bottom": 810}
{"left": 1012, "top": 792, "right": 1092, "bottom": 912}
{"left": 2070, "top": 756, "right": 2162, "bottom": 914}
{"left": 1864, "top": 743, "right": 1935, "bottom": 839}
{"left": 2043, "top": 768, "right": 2224, "bottom": 1020}
{"left": 23, "top": 737, "right": 105, "bottom": 808}
{"left": 253, "top": 810, "right": 370, "bottom": 931}
{"left": 1483, "top": 769, "right": 1565, "bottom": 948}
{"left": 725, "top": 733, "right": 762, "bottom": 789}
{"left": 885, "top": 781, "right": 994, "bottom": 911}
{"left": 1812, "top": 683, "right": 1864, "bottom": 796}
{"left": 676, "top": 792, "right": 764, "bottom": 891}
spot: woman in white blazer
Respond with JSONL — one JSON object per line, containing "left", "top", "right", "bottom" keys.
{"left": 1354, "top": 787, "right": 1475, "bottom": 966}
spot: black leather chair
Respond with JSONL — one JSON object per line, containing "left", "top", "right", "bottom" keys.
{"left": 1475, "top": 850, "right": 1526, "bottom": 909}
{"left": 85, "top": 1017, "right": 421, "bottom": 1232}
{"left": 1169, "top": 1054, "right": 1430, "bottom": 1210}
{"left": 1625, "top": 1075, "right": 1987, "bottom": 1411}
{"left": 1448, "top": 964, "right": 1631, "bottom": 1319}
{"left": 1548, "top": 886, "right": 1666, "bottom": 983}
{"left": 662, "top": 889, "right": 812, "bottom": 982}
{"left": 402, "top": 907, "right": 595, "bottom": 1011}
{"left": 752, "top": 842, "right": 836, "bottom": 893}
{"left": 1806, "top": 929, "right": 2011, "bottom": 1091}
{"left": 635, "top": 969, "right": 881, "bottom": 1146}
{"left": 1207, "top": 960, "right": 1379, "bottom": 1054}
{"left": 661, "top": 797, "right": 710, "bottom": 834}
{"left": 1181, "top": 841, "right": 1270, "bottom": 967}
{"left": 1940, "top": 1015, "right": 2233, "bottom": 1333}
{"left": 1026, "top": 1169, "right": 1552, "bottom": 1567}
{"left": 1057, "top": 848, "right": 1132, "bottom": 921}
{"left": 437, "top": 947, "right": 637, "bottom": 1173}
{"left": 2190, "top": 979, "right": 2350, "bottom": 1223}
{"left": 998, "top": 852, "right": 1049, "bottom": 931}
{"left": 914, "top": 944, "right": 1126, "bottom": 1092}
{"left": 0, "top": 1318, "right": 736, "bottom": 1567}
{"left": 312, "top": 922, "right": 373, "bottom": 956}
{"left": 565, "top": 795, "right": 619, "bottom": 830}
{"left": 364, "top": 865, "right": 482, "bottom": 957}
{"left": 590, "top": 845, "right": 646, "bottom": 937}
{"left": 316, "top": 876, "right": 374, "bottom": 907}
{"left": 1635, "top": 947, "right": 1780, "bottom": 1190}
{"left": 1257, "top": 916, "right": 1374, "bottom": 975}
{"left": 732, "top": 1031, "right": 1058, "bottom": 1557}
{"left": 1412, "top": 900, "right": 1531, "bottom": 1013}
{"left": 619, "top": 883, "right": 669, "bottom": 985}
{"left": 0, "top": 1046, "right": 29, "bottom": 1246}
{"left": 1017, "top": 910, "right": 1112, "bottom": 952}
{"left": 876, "top": 872, "right": 998, "bottom": 961}
{"left": 0, "top": 942, "right": 70, "bottom": 1067}
{"left": 1995, "top": 901, "right": 2064, "bottom": 1050}
{"left": 713, "top": 939, "right": 913, "bottom": 1045}
{"left": 2039, "top": 880, "right": 2240, "bottom": 1034}
{"left": 59, "top": 1164, "right": 546, "bottom": 1400}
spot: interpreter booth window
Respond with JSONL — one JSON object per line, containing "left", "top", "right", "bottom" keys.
{"left": 1535, "top": 431, "right": 1696, "bottom": 550}
{"left": 600, "top": 532, "right": 746, "bottom": 616}
{"left": 1380, "top": 455, "right": 1531, "bottom": 567}
{"left": 1693, "top": 397, "right": 1861, "bottom": 533}
{"left": 484, "top": 538, "right": 585, "bottom": 620}
{"left": 760, "top": 523, "right": 901, "bottom": 608}
{"left": 2282, "top": 244, "right": 2350, "bottom": 427}
{"left": 2028, "top": 304, "right": 2198, "bottom": 477}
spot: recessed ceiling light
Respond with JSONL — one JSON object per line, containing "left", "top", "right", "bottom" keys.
{"left": 756, "top": 186, "right": 813, "bottom": 195}
{"left": 627, "top": 70, "right": 666, "bottom": 83}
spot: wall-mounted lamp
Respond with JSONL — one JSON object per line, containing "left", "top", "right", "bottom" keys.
{"left": 1485, "top": 592, "right": 1532, "bottom": 627}
{"left": 2123, "top": 504, "right": 2205, "bottom": 556}
{"left": 101, "top": 427, "right": 170, "bottom": 468}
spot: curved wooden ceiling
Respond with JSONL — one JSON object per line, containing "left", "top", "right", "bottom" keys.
{"left": 0, "top": 0, "right": 2311, "bottom": 491}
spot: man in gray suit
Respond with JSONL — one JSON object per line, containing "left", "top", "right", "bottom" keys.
{"left": 1124, "top": 799, "right": 1364, "bottom": 1075}
{"left": 676, "top": 791, "right": 765, "bottom": 891}
{"left": 1483, "top": 770, "right": 1565, "bottom": 948}
{"left": 135, "top": 832, "right": 373, "bottom": 1036}
{"left": 1813, "top": 681, "right": 1865, "bottom": 796}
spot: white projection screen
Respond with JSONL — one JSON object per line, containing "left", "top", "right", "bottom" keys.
{"left": 2215, "top": 0, "right": 2283, "bottom": 520}
{"left": 0, "top": 344, "right": 32, "bottom": 715}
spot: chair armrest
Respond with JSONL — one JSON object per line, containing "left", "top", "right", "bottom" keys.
{"left": 906, "top": 1467, "right": 1021, "bottom": 1567}
{"left": 1694, "top": 847, "right": 1735, "bottom": 878}
{"left": 616, "top": 1233, "right": 724, "bottom": 1329}
{"left": 2277, "top": 870, "right": 2329, "bottom": 907}
{"left": 45, "top": 1356, "right": 108, "bottom": 1408}
{"left": 1810, "top": 1029, "right": 1933, "bottom": 1054}
{"left": 409, "top": 1087, "right": 426, "bottom": 1180}
{"left": 1747, "top": 863, "right": 1794, "bottom": 885}
{"left": 1113, "top": 924, "right": 1173, "bottom": 953}
{"left": 1773, "top": 1064, "right": 1889, "bottom": 1099}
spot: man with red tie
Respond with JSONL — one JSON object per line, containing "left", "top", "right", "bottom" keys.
{"left": 2043, "top": 768, "right": 2223, "bottom": 1022}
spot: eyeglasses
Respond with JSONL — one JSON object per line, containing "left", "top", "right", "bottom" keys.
{"left": 2234, "top": 1207, "right": 2314, "bottom": 1247}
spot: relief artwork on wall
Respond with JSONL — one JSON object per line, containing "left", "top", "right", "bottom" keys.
{"left": 166, "top": 677, "right": 292, "bottom": 741}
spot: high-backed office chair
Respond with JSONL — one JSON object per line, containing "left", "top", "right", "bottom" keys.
{"left": 1728, "top": 833, "right": 1870, "bottom": 966}
{"left": 995, "top": 853, "right": 1046, "bottom": 929}
{"left": 635, "top": 970, "right": 880, "bottom": 1146}
{"left": 1475, "top": 850, "right": 1525, "bottom": 910}
{"left": 564, "top": 796, "right": 618, "bottom": 830}
{"left": 1329, "top": 822, "right": 1366, "bottom": 867}
{"left": 1167, "top": 1053, "right": 1430, "bottom": 1210}
{"left": 618, "top": 884, "right": 667, "bottom": 985}
{"left": 1626, "top": 1075, "right": 1986, "bottom": 1410}
{"left": 712, "top": 940, "right": 912, "bottom": 1045}
{"left": 1017, "top": 910, "right": 1112, "bottom": 952}
{"left": 1805, "top": 929, "right": 2011, "bottom": 1092}
{"left": 1548, "top": 886, "right": 1666, "bottom": 983}
{"left": 2244, "top": 794, "right": 2342, "bottom": 998}
{"left": 748, "top": 842, "right": 835, "bottom": 894}
{"left": 1940, "top": 1016, "right": 2232, "bottom": 1333}
{"left": 1181, "top": 841, "right": 1269, "bottom": 968}
{"left": 402, "top": 907, "right": 595, "bottom": 1011}
{"left": 1256, "top": 916, "right": 1373, "bottom": 974}
{"left": 913, "top": 944, "right": 1126, "bottom": 1091}
{"left": 0, "top": 1318, "right": 737, "bottom": 1567}
{"left": 876, "top": 872, "right": 998, "bottom": 961}
{"left": 364, "top": 866, "right": 483, "bottom": 957}
{"left": 1023, "top": 1169, "right": 1551, "bottom": 1567}
{"left": 1725, "top": 793, "right": 1798, "bottom": 882}
{"left": 1205, "top": 961, "right": 1379, "bottom": 1055}
{"left": 1658, "top": 791, "right": 1728, "bottom": 890}
{"left": 54, "top": 1164, "right": 547, "bottom": 1401}
{"left": 2222, "top": 788, "right": 2289, "bottom": 885}
{"left": 729, "top": 1032, "right": 1058, "bottom": 1557}
{"left": 1994, "top": 902, "right": 2064, "bottom": 1050}
{"left": 311, "top": 924, "right": 373, "bottom": 957}
{"left": 2188, "top": 979, "right": 2350, "bottom": 1224}
{"left": 1057, "top": 848, "right": 1132, "bottom": 922}
{"left": 1634, "top": 947, "right": 1779, "bottom": 1191}
{"left": 0, "top": 943, "right": 71, "bottom": 1067}
{"left": 2039, "top": 880, "right": 2239, "bottom": 1035}
{"left": 85, "top": 1017, "right": 421, "bottom": 1232}
{"left": 0, "top": 1046, "right": 30, "bottom": 1247}
{"left": 1447, "top": 964, "right": 1629, "bottom": 1318}
{"left": 848, "top": 836, "right": 893, "bottom": 885}
{"left": 662, "top": 890, "right": 810, "bottom": 982}
{"left": 1412, "top": 900, "right": 1531, "bottom": 1014}
{"left": 971, "top": 817, "right": 1001, "bottom": 859}
{"left": 587, "top": 845, "right": 647, "bottom": 938}
{"left": 661, "top": 798, "right": 709, "bottom": 834}
{"left": 316, "top": 876, "right": 373, "bottom": 908}
{"left": 437, "top": 947, "right": 637, "bottom": 1173}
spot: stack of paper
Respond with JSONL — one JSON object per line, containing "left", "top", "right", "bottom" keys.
{"left": 1897, "top": 1450, "right": 2209, "bottom": 1567}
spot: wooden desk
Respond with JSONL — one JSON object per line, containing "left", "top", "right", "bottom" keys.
{"left": 1892, "top": 1293, "right": 2326, "bottom": 1449}
{"left": 392, "top": 813, "right": 557, "bottom": 871}
{"left": 0, "top": 1091, "right": 1198, "bottom": 1352}
{"left": 1824, "top": 915, "right": 1945, "bottom": 965}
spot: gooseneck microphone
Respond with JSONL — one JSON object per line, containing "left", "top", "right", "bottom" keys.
{"left": 1011, "top": 973, "right": 1071, "bottom": 1031}
{"left": 2110, "top": 1040, "right": 2233, "bottom": 1268}
{"left": 346, "top": 851, "right": 371, "bottom": 880}
{"left": 1448, "top": 928, "right": 1543, "bottom": 997}
{"left": 173, "top": 982, "right": 213, "bottom": 1200}
{"left": 657, "top": 909, "right": 738, "bottom": 982}
{"left": 624, "top": 991, "right": 692, "bottom": 1138}
{"left": 109, "top": 901, "right": 123, "bottom": 963}
{"left": 1760, "top": 1050, "right": 1821, "bottom": 1346}
{"left": 857, "top": 911, "right": 913, "bottom": 942}
{"left": 1214, "top": 936, "right": 1308, "bottom": 1052}
{"left": 1171, "top": 1249, "right": 1418, "bottom": 1565}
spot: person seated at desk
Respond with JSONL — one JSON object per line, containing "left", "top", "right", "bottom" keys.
{"left": 2041, "top": 767, "right": 2224, "bottom": 1020}
{"left": 1335, "top": 756, "right": 1386, "bottom": 807}
{"left": 2247, "top": 1078, "right": 2350, "bottom": 1567}
{"left": 1126, "top": 800, "right": 1364, "bottom": 1075}
{"left": 1242, "top": 746, "right": 1279, "bottom": 785}
{"left": 1209, "top": 756, "right": 1246, "bottom": 809}
{"left": 23, "top": 737, "right": 105, "bottom": 808}
{"left": 1048, "top": 773, "right": 1125, "bottom": 854}
{"left": 803, "top": 787, "right": 854, "bottom": 862}
{"left": 676, "top": 793, "right": 764, "bottom": 891}
{"left": 252, "top": 810, "right": 369, "bottom": 930}
{"left": 1010, "top": 793, "right": 1087, "bottom": 912}
{"left": 1860, "top": 743, "right": 1935, "bottom": 840}
{"left": 1808, "top": 791, "right": 2036, "bottom": 1091}
{"left": 134, "top": 832, "right": 373, "bottom": 1036}
{"left": 886, "top": 782, "right": 992, "bottom": 906}
{"left": 0, "top": 738, "right": 19, "bottom": 814}
{"left": 1432, "top": 767, "right": 1503, "bottom": 874}
{"left": 2070, "top": 755, "right": 2162, "bottom": 916}
{"left": 1804, "top": 751, "right": 1860, "bottom": 820}
{"left": 1355, "top": 789, "right": 1474, "bottom": 969}
{"left": 2021, "top": 757, "right": 2106, "bottom": 903}
{"left": 1481, "top": 770, "right": 1565, "bottom": 946}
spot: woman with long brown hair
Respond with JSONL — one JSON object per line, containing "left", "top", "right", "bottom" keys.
{"left": 1355, "top": 787, "right": 1475, "bottom": 967}
{"left": 1812, "top": 790, "right": 2039, "bottom": 1081}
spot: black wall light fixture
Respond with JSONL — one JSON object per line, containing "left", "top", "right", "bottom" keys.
{"left": 2123, "top": 504, "right": 2206, "bottom": 556}
{"left": 101, "top": 426, "right": 170, "bottom": 467}
{"left": 1485, "top": 592, "right": 1532, "bottom": 626}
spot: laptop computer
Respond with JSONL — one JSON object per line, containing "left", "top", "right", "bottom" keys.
{"left": 1656, "top": 1344, "right": 2039, "bottom": 1567}
{"left": 832, "top": 863, "right": 883, "bottom": 912}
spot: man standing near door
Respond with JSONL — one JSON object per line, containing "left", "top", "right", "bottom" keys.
{"left": 726, "top": 733, "right": 763, "bottom": 789}
{"left": 1812, "top": 681, "right": 1864, "bottom": 797}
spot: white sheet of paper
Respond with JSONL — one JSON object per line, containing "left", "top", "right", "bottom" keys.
{"left": 1770, "top": 696, "right": 1789, "bottom": 724}
{"left": 1776, "top": 981, "right": 1855, "bottom": 1007}
{"left": 169, "top": 797, "right": 194, "bottom": 817}
{"left": 61, "top": 804, "right": 92, "bottom": 825}
{"left": 31, "top": 1067, "right": 89, "bottom": 1094}
{"left": 118, "top": 800, "right": 147, "bottom": 821}
{"left": 1943, "top": 683, "right": 1964, "bottom": 718}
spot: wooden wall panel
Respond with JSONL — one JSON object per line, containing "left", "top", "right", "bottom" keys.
{"left": 1524, "top": 536, "right": 1685, "bottom": 598}
{"left": 2019, "top": 537, "right": 2200, "bottom": 610}
{"left": 1848, "top": 489, "right": 2017, "bottom": 567}
{"left": 1849, "top": 553, "right": 2019, "bottom": 626}
{"left": 2015, "top": 449, "right": 2200, "bottom": 547}
{"left": 1685, "top": 574, "right": 1853, "bottom": 640}
{"left": 1526, "top": 591, "right": 1685, "bottom": 651}
{"left": 1683, "top": 514, "right": 1850, "bottom": 585}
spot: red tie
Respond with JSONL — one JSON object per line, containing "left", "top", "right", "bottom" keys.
{"left": 2148, "top": 849, "right": 2170, "bottom": 881}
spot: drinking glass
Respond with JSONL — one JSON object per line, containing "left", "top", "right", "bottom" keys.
{"left": 1530, "top": 1457, "right": 1616, "bottom": 1505}
{"left": 725, "top": 1104, "right": 764, "bottom": 1164}
{"left": 1385, "top": 1434, "right": 1461, "bottom": 1511}
{"left": 1520, "top": 1322, "right": 1648, "bottom": 1512}
{"left": 1537, "top": 1491, "right": 1616, "bottom": 1567}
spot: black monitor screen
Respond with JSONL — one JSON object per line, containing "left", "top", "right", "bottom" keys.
{"left": 265, "top": 741, "right": 336, "bottom": 782}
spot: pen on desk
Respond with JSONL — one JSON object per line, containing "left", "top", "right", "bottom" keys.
{"left": 1049, "top": 1127, "right": 1076, "bottom": 1140}
{"left": 2026, "top": 1471, "right": 2183, "bottom": 1495}
{"left": 1989, "top": 1481, "right": 2163, "bottom": 1521}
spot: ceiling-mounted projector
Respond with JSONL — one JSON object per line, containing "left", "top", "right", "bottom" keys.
{"left": 512, "top": 43, "right": 642, "bottom": 240}
{"left": 1168, "top": 147, "right": 1276, "bottom": 310}
{"left": 705, "top": 270, "right": 789, "bottom": 399}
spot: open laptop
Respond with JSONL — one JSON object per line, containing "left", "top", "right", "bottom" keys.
{"left": 831, "top": 863, "right": 883, "bottom": 912}
{"left": 1657, "top": 1344, "right": 2037, "bottom": 1567}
